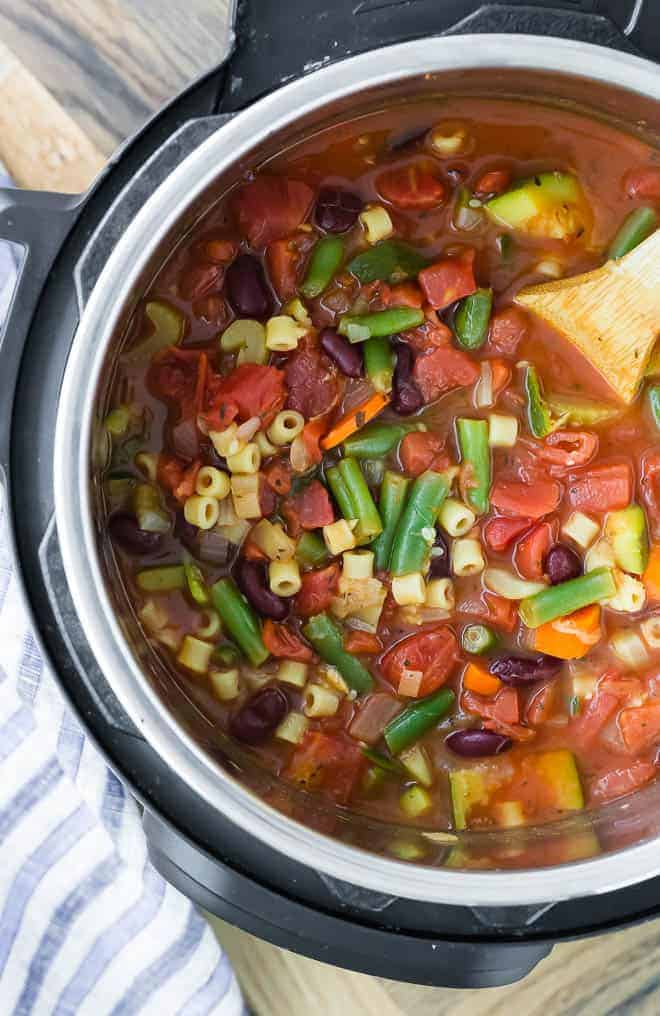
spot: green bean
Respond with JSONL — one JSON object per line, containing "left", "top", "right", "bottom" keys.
{"left": 296, "top": 531, "right": 329, "bottom": 568}
{"left": 372, "top": 471, "right": 411, "bottom": 571}
{"left": 461, "top": 623, "right": 499, "bottom": 655}
{"left": 361, "top": 459, "right": 385, "bottom": 488}
{"left": 343, "top": 422, "right": 415, "bottom": 459}
{"left": 136, "top": 565, "right": 186, "bottom": 592}
{"left": 363, "top": 335, "right": 394, "bottom": 393}
{"left": 347, "top": 240, "right": 428, "bottom": 284}
{"left": 338, "top": 307, "right": 424, "bottom": 343}
{"left": 456, "top": 418, "right": 491, "bottom": 514}
{"left": 384, "top": 688, "right": 455, "bottom": 755}
{"left": 454, "top": 288, "right": 493, "bottom": 350}
{"left": 389, "top": 469, "right": 451, "bottom": 576}
{"left": 337, "top": 457, "right": 383, "bottom": 542}
{"left": 608, "top": 206, "right": 657, "bottom": 259}
{"left": 648, "top": 385, "right": 660, "bottom": 429}
{"left": 302, "top": 612, "right": 373, "bottom": 692}
{"left": 361, "top": 747, "right": 405, "bottom": 775}
{"left": 326, "top": 466, "right": 356, "bottom": 521}
{"left": 524, "top": 365, "right": 555, "bottom": 439}
{"left": 184, "top": 555, "right": 210, "bottom": 606}
{"left": 300, "top": 236, "right": 345, "bottom": 298}
{"left": 210, "top": 577, "right": 269, "bottom": 667}
{"left": 519, "top": 567, "right": 616, "bottom": 629}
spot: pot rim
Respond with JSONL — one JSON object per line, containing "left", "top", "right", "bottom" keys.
{"left": 54, "top": 34, "right": 660, "bottom": 906}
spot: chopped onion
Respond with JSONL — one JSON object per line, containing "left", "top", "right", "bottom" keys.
{"left": 237, "top": 416, "right": 261, "bottom": 443}
{"left": 474, "top": 360, "right": 494, "bottom": 409}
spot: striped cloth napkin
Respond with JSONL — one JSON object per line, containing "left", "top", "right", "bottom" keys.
{"left": 0, "top": 165, "right": 245, "bottom": 1016}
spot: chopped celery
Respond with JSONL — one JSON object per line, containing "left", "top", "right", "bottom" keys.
{"left": 400, "top": 785, "right": 432, "bottom": 818}
{"left": 123, "top": 300, "right": 185, "bottom": 363}
{"left": 136, "top": 565, "right": 186, "bottom": 592}
{"left": 105, "top": 405, "right": 132, "bottom": 436}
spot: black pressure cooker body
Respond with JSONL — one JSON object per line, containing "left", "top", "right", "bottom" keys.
{"left": 1, "top": 0, "right": 659, "bottom": 989}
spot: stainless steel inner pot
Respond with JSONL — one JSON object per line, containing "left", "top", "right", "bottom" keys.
{"left": 54, "top": 35, "right": 660, "bottom": 906}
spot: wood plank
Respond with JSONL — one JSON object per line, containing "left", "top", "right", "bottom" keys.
{"left": 0, "top": 0, "right": 229, "bottom": 157}
{"left": 0, "top": 39, "right": 104, "bottom": 190}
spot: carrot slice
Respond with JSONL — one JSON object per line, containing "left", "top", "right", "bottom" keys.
{"left": 532, "top": 604, "right": 601, "bottom": 660}
{"left": 320, "top": 392, "right": 389, "bottom": 450}
{"left": 643, "top": 545, "right": 660, "bottom": 603}
{"left": 463, "top": 662, "right": 502, "bottom": 696}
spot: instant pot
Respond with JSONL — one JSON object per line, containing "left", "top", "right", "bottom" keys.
{"left": 1, "top": 0, "right": 659, "bottom": 989}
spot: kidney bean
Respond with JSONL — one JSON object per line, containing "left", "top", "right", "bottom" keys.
{"left": 230, "top": 686, "right": 288, "bottom": 744}
{"left": 226, "top": 254, "right": 272, "bottom": 318}
{"left": 392, "top": 343, "right": 423, "bottom": 416}
{"left": 319, "top": 328, "right": 363, "bottom": 378}
{"left": 490, "top": 653, "right": 562, "bottom": 686}
{"left": 544, "top": 543, "right": 582, "bottom": 585}
{"left": 428, "top": 528, "right": 450, "bottom": 578}
{"left": 446, "top": 728, "right": 511, "bottom": 757}
{"left": 235, "top": 558, "right": 289, "bottom": 620}
{"left": 109, "top": 514, "right": 163, "bottom": 555}
{"left": 314, "top": 188, "right": 363, "bottom": 234}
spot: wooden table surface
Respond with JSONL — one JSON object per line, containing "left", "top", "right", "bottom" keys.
{"left": 3, "top": 3, "right": 660, "bottom": 1013}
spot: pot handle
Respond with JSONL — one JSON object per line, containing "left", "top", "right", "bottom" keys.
{"left": 223, "top": 0, "right": 655, "bottom": 111}
{"left": 0, "top": 190, "right": 81, "bottom": 469}
{"left": 143, "top": 808, "right": 552, "bottom": 988}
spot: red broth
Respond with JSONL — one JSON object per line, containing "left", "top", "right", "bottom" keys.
{"left": 102, "top": 97, "right": 660, "bottom": 835}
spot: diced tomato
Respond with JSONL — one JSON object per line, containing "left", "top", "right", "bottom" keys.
{"left": 173, "top": 460, "right": 201, "bottom": 502}
{"left": 483, "top": 516, "right": 532, "bottom": 553}
{"left": 201, "top": 370, "right": 240, "bottom": 431}
{"left": 377, "top": 164, "right": 446, "bottom": 210}
{"left": 386, "top": 282, "right": 424, "bottom": 308}
{"left": 291, "top": 480, "right": 335, "bottom": 530}
{"left": 343, "top": 631, "right": 382, "bottom": 654}
{"left": 148, "top": 347, "right": 206, "bottom": 412}
{"left": 399, "top": 431, "right": 450, "bottom": 477}
{"left": 157, "top": 454, "right": 186, "bottom": 494}
{"left": 599, "top": 673, "right": 644, "bottom": 700}
{"left": 590, "top": 760, "right": 657, "bottom": 803}
{"left": 202, "top": 238, "right": 238, "bottom": 264}
{"left": 539, "top": 430, "right": 599, "bottom": 473}
{"left": 569, "top": 691, "right": 620, "bottom": 747}
{"left": 179, "top": 263, "right": 223, "bottom": 302}
{"left": 514, "top": 521, "right": 554, "bottom": 580}
{"left": 624, "top": 167, "right": 660, "bottom": 201}
{"left": 641, "top": 450, "right": 660, "bottom": 536}
{"left": 294, "top": 563, "right": 341, "bottom": 617}
{"left": 285, "top": 343, "right": 340, "bottom": 419}
{"left": 259, "top": 475, "right": 278, "bottom": 516}
{"left": 487, "top": 306, "right": 529, "bottom": 358}
{"left": 380, "top": 625, "right": 459, "bottom": 698}
{"left": 266, "top": 231, "right": 315, "bottom": 300}
{"left": 232, "top": 176, "right": 314, "bottom": 248}
{"left": 619, "top": 700, "right": 660, "bottom": 754}
{"left": 418, "top": 249, "right": 477, "bottom": 310}
{"left": 262, "top": 620, "right": 316, "bottom": 662}
{"left": 568, "top": 461, "right": 633, "bottom": 513}
{"left": 463, "top": 686, "right": 520, "bottom": 725}
{"left": 413, "top": 344, "right": 480, "bottom": 403}
{"left": 525, "top": 682, "right": 557, "bottom": 726}
{"left": 215, "top": 364, "right": 286, "bottom": 423}
{"left": 284, "top": 732, "right": 365, "bottom": 805}
{"left": 400, "top": 318, "right": 453, "bottom": 353}
{"left": 459, "top": 592, "right": 518, "bottom": 633}
{"left": 490, "top": 479, "right": 562, "bottom": 519}
{"left": 242, "top": 539, "right": 268, "bottom": 562}
{"left": 474, "top": 168, "right": 511, "bottom": 196}
{"left": 263, "top": 458, "right": 293, "bottom": 496}
{"left": 348, "top": 693, "right": 402, "bottom": 745}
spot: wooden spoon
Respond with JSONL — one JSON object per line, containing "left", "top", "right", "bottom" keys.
{"left": 515, "top": 229, "right": 660, "bottom": 404}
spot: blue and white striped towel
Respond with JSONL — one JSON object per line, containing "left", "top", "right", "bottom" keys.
{"left": 0, "top": 166, "right": 245, "bottom": 1016}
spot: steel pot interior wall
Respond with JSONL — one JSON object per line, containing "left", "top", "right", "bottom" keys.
{"left": 62, "top": 52, "right": 660, "bottom": 905}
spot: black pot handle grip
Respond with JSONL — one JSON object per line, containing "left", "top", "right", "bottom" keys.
{"left": 224, "top": 0, "right": 655, "bottom": 111}
{"left": 0, "top": 190, "right": 81, "bottom": 471}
